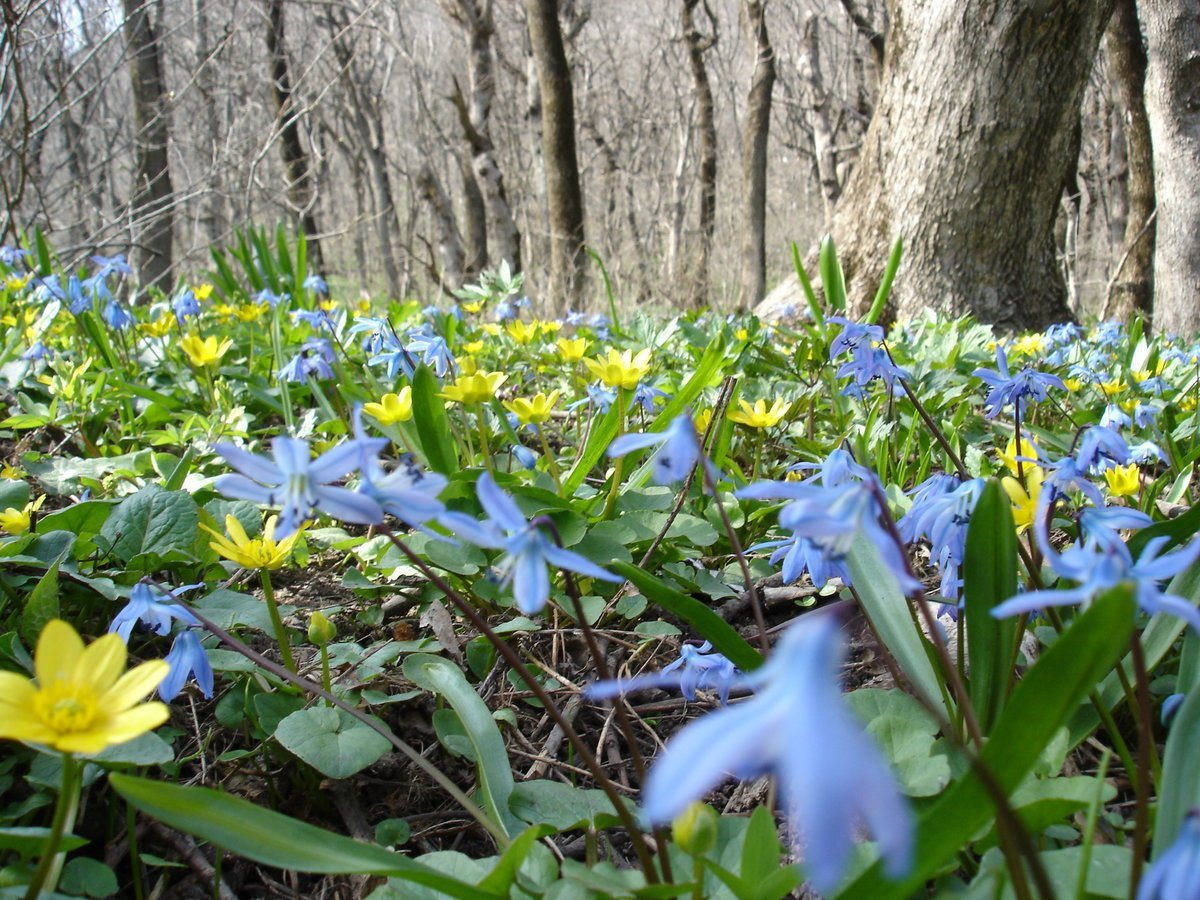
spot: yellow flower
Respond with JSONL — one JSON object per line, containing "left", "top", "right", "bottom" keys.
{"left": 1063, "top": 377, "right": 1084, "bottom": 393}
{"left": 234, "top": 303, "right": 267, "bottom": 323}
{"left": 440, "top": 371, "right": 507, "bottom": 405}
{"left": 1099, "top": 379, "right": 1127, "bottom": 398}
{"left": 557, "top": 337, "right": 589, "bottom": 362}
{"left": 998, "top": 436, "right": 1040, "bottom": 477}
{"left": 0, "top": 494, "right": 43, "bottom": 535}
{"left": 202, "top": 514, "right": 302, "bottom": 570}
{"left": 735, "top": 328, "right": 750, "bottom": 342}
{"left": 5, "top": 274, "right": 30, "bottom": 291}
{"left": 462, "top": 301, "right": 484, "bottom": 314}
{"left": 458, "top": 356, "right": 479, "bottom": 376}
{"left": 728, "top": 398, "right": 790, "bottom": 429}
{"left": 1104, "top": 464, "right": 1140, "bottom": 498}
{"left": 212, "top": 303, "right": 237, "bottom": 322}
{"left": 481, "top": 323, "right": 503, "bottom": 337}
{"left": 0, "top": 619, "right": 169, "bottom": 754}
{"left": 506, "top": 321, "right": 539, "bottom": 344}
{"left": 192, "top": 283, "right": 214, "bottom": 301}
{"left": 138, "top": 314, "right": 173, "bottom": 337}
{"left": 462, "top": 340, "right": 485, "bottom": 354}
{"left": 1010, "top": 334, "right": 1046, "bottom": 357}
{"left": 0, "top": 464, "right": 25, "bottom": 480}
{"left": 583, "top": 348, "right": 652, "bottom": 390}
{"left": 1182, "top": 396, "right": 1198, "bottom": 413}
{"left": 504, "top": 390, "right": 561, "bottom": 426}
{"left": 694, "top": 408, "right": 713, "bottom": 435}
{"left": 180, "top": 334, "right": 233, "bottom": 368}
{"left": 1001, "top": 467, "right": 1043, "bottom": 532}
{"left": 363, "top": 388, "right": 413, "bottom": 425}
{"left": 538, "top": 320, "right": 562, "bottom": 335}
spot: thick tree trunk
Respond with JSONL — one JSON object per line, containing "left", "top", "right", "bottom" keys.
{"left": 418, "top": 164, "right": 466, "bottom": 290}
{"left": 122, "top": 0, "right": 174, "bottom": 294}
{"left": 1140, "top": 0, "right": 1200, "bottom": 336}
{"left": 265, "top": 0, "right": 325, "bottom": 275}
{"left": 737, "top": 0, "right": 775, "bottom": 310}
{"left": 525, "top": 0, "right": 586, "bottom": 310}
{"left": 798, "top": 12, "right": 840, "bottom": 226}
{"left": 681, "top": 0, "right": 718, "bottom": 308}
{"left": 459, "top": 153, "right": 488, "bottom": 278}
{"left": 1102, "top": 0, "right": 1154, "bottom": 321}
{"left": 758, "top": 0, "right": 1114, "bottom": 330}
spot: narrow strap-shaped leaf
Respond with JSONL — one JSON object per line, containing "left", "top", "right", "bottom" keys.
{"left": 563, "top": 399, "right": 621, "bottom": 497}
{"left": 865, "top": 237, "right": 903, "bottom": 325}
{"left": 818, "top": 235, "right": 847, "bottom": 312}
{"left": 411, "top": 364, "right": 459, "bottom": 476}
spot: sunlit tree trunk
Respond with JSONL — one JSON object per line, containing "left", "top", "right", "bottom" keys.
{"left": 681, "top": 0, "right": 718, "bottom": 308}
{"left": 737, "top": 0, "right": 775, "bottom": 310}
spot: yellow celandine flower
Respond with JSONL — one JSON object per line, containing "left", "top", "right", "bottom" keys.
{"left": 462, "top": 340, "right": 485, "bottom": 354}
{"left": 318, "top": 299, "right": 338, "bottom": 312}
{"left": 584, "top": 348, "right": 652, "bottom": 390}
{"left": 462, "top": 301, "right": 484, "bottom": 314}
{"left": 458, "top": 356, "right": 479, "bottom": 376}
{"left": 504, "top": 390, "right": 561, "bottom": 426}
{"left": 1001, "top": 466, "right": 1044, "bottom": 532}
{"left": 735, "top": 328, "right": 750, "bottom": 342}
{"left": 5, "top": 274, "right": 30, "bottom": 292}
{"left": 138, "top": 314, "right": 173, "bottom": 338}
{"left": 1099, "top": 379, "right": 1128, "bottom": 397}
{"left": 363, "top": 388, "right": 413, "bottom": 425}
{"left": 1182, "top": 396, "right": 1198, "bottom": 413}
{"left": 440, "top": 371, "right": 507, "bottom": 405}
{"left": 481, "top": 323, "right": 503, "bottom": 336}
{"left": 0, "top": 494, "right": 44, "bottom": 535}
{"left": 1010, "top": 334, "right": 1046, "bottom": 356}
{"left": 180, "top": 334, "right": 233, "bottom": 368}
{"left": 1063, "top": 377, "right": 1085, "bottom": 393}
{"left": 0, "top": 619, "right": 169, "bottom": 754}
{"left": 728, "top": 398, "right": 790, "bottom": 429}
{"left": 0, "top": 464, "right": 25, "bottom": 480}
{"left": 193, "top": 283, "right": 214, "bottom": 301}
{"left": 998, "top": 435, "right": 1040, "bottom": 477}
{"left": 234, "top": 303, "right": 267, "bottom": 323}
{"left": 557, "top": 337, "right": 589, "bottom": 362}
{"left": 538, "top": 320, "right": 562, "bottom": 335}
{"left": 506, "top": 321, "right": 539, "bottom": 344}
{"left": 1104, "top": 464, "right": 1140, "bottom": 498}
{"left": 212, "top": 303, "right": 237, "bottom": 322}
{"left": 202, "top": 514, "right": 303, "bottom": 570}
{"left": 694, "top": 408, "right": 713, "bottom": 435}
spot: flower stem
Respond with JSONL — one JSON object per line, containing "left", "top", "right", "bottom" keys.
{"left": 601, "top": 389, "right": 627, "bottom": 520}
{"left": 320, "top": 644, "right": 332, "bottom": 706}
{"left": 25, "top": 753, "right": 81, "bottom": 900}
{"left": 474, "top": 404, "right": 495, "bottom": 475}
{"left": 260, "top": 569, "right": 296, "bottom": 674}
{"left": 538, "top": 428, "right": 563, "bottom": 493}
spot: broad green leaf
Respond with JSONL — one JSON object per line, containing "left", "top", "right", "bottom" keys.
{"left": 963, "top": 479, "right": 1019, "bottom": 732}
{"left": 25, "top": 449, "right": 155, "bottom": 495}
{"left": 19, "top": 559, "right": 60, "bottom": 645}
{"left": 509, "top": 780, "right": 623, "bottom": 832}
{"left": 99, "top": 485, "right": 200, "bottom": 564}
{"left": 846, "top": 689, "right": 951, "bottom": 797}
{"left": 91, "top": 732, "right": 175, "bottom": 767}
{"left": 837, "top": 587, "right": 1135, "bottom": 899}
{"left": 36, "top": 501, "right": 113, "bottom": 542}
{"left": 0, "top": 827, "right": 88, "bottom": 857}
{"left": 611, "top": 561, "right": 762, "bottom": 671}
{"left": 563, "top": 399, "right": 621, "bottom": 497}
{"left": 410, "top": 364, "right": 458, "bottom": 475}
{"left": 972, "top": 775, "right": 1113, "bottom": 849}
{"left": 59, "top": 857, "right": 118, "bottom": 898}
{"left": 403, "top": 654, "right": 522, "bottom": 840}
{"left": 274, "top": 707, "right": 390, "bottom": 779}
{"left": 109, "top": 774, "right": 486, "bottom": 897}
{"left": 844, "top": 536, "right": 943, "bottom": 709}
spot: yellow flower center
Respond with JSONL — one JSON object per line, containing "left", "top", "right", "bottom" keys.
{"left": 34, "top": 681, "right": 98, "bottom": 733}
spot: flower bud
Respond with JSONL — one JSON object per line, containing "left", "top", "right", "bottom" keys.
{"left": 308, "top": 611, "right": 336, "bottom": 646}
{"left": 672, "top": 802, "right": 718, "bottom": 856}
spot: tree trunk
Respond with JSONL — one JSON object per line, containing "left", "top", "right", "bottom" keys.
{"left": 1140, "top": 0, "right": 1200, "bottom": 336}
{"left": 757, "top": 0, "right": 1114, "bottom": 330}
{"left": 265, "top": 0, "right": 325, "bottom": 275}
{"left": 460, "top": 153, "right": 488, "bottom": 278}
{"left": 797, "top": 12, "right": 840, "bottom": 227}
{"left": 737, "top": 0, "right": 775, "bottom": 310}
{"left": 525, "top": 0, "right": 586, "bottom": 310}
{"left": 681, "top": 0, "right": 718, "bottom": 308}
{"left": 418, "top": 163, "right": 466, "bottom": 290}
{"left": 1102, "top": 0, "right": 1154, "bottom": 321}
{"left": 121, "top": 0, "right": 174, "bottom": 294}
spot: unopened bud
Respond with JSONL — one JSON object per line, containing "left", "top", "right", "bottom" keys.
{"left": 672, "top": 802, "right": 718, "bottom": 856}
{"left": 308, "top": 611, "right": 336, "bottom": 646}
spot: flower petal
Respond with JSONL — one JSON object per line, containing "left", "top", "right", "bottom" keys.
{"left": 475, "top": 473, "right": 528, "bottom": 534}
{"left": 512, "top": 548, "right": 550, "bottom": 614}
{"left": 212, "top": 442, "right": 282, "bottom": 484}
{"left": 36, "top": 619, "right": 83, "bottom": 686}
{"left": 75, "top": 633, "right": 125, "bottom": 694}
{"left": 312, "top": 486, "right": 384, "bottom": 526}
{"left": 213, "top": 474, "right": 275, "bottom": 504}
{"left": 100, "top": 660, "right": 169, "bottom": 712}
{"left": 541, "top": 544, "right": 622, "bottom": 583}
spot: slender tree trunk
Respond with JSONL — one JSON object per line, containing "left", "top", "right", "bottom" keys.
{"left": 459, "top": 153, "right": 488, "bottom": 278}
{"left": 121, "top": 0, "right": 174, "bottom": 294}
{"left": 192, "top": 0, "right": 225, "bottom": 245}
{"left": 265, "top": 0, "right": 325, "bottom": 274}
{"left": 525, "top": 0, "right": 586, "bottom": 310}
{"left": 757, "top": 0, "right": 1114, "bottom": 330}
{"left": 418, "top": 163, "right": 466, "bottom": 289}
{"left": 737, "top": 0, "right": 775, "bottom": 310}
{"left": 798, "top": 12, "right": 840, "bottom": 226}
{"left": 1102, "top": 0, "right": 1154, "bottom": 321}
{"left": 1140, "top": 0, "right": 1199, "bottom": 335}
{"left": 681, "top": 0, "right": 718, "bottom": 308}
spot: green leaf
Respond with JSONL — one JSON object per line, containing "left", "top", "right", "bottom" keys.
{"left": 36, "top": 501, "right": 113, "bottom": 542}
{"left": 836, "top": 587, "right": 1135, "bottom": 900}
{"left": 791, "top": 241, "right": 824, "bottom": 331}
{"left": 476, "top": 824, "right": 555, "bottom": 894}
{"left": 865, "top": 237, "right": 902, "bottom": 325}
{"left": 274, "top": 707, "right": 391, "bottom": 779}
{"left": 819, "top": 235, "right": 847, "bottom": 312}
{"left": 509, "top": 780, "right": 623, "bottom": 832}
{"left": 844, "top": 535, "right": 943, "bottom": 709}
{"left": 99, "top": 485, "right": 200, "bottom": 564}
{"left": 194, "top": 588, "right": 296, "bottom": 635}
{"left": 564, "top": 399, "right": 621, "bottom": 497}
{"left": 109, "top": 774, "right": 486, "bottom": 897}
{"left": 611, "top": 561, "right": 762, "bottom": 671}
{"left": 60, "top": 857, "right": 118, "bottom": 898}
{"left": 1155, "top": 681, "right": 1200, "bottom": 855}
{"left": 91, "top": 732, "right": 175, "bottom": 767}
{"left": 19, "top": 559, "right": 60, "bottom": 645}
{"left": 410, "top": 365, "right": 458, "bottom": 475}
{"left": 845, "top": 689, "right": 951, "bottom": 797}
{"left": 0, "top": 827, "right": 88, "bottom": 858}
{"left": 403, "top": 654, "right": 522, "bottom": 840}
{"left": 963, "top": 478, "right": 1019, "bottom": 732}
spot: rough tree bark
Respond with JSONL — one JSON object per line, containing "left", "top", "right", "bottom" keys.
{"left": 121, "top": 0, "right": 174, "bottom": 294}
{"left": 1101, "top": 0, "right": 1154, "bottom": 321}
{"left": 525, "top": 0, "right": 586, "bottom": 309}
{"left": 758, "top": 0, "right": 1114, "bottom": 331}
{"left": 417, "top": 163, "right": 466, "bottom": 289}
{"left": 1140, "top": 0, "right": 1200, "bottom": 336}
{"left": 680, "top": 0, "right": 718, "bottom": 308}
{"left": 265, "top": 0, "right": 325, "bottom": 275}
{"left": 737, "top": 0, "right": 775, "bottom": 310}
{"left": 797, "top": 12, "right": 840, "bottom": 227}
{"left": 459, "top": 152, "right": 488, "bottom": 278}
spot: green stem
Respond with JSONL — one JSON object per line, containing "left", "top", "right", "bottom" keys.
{"left": 473, "top": 404, "right": 494, "bottom": 475}
{"left": 260, "top": 569, "right": 296, "bottom": 673}
{"left": 538, "top": 428, "right": 563, "bottom": 493}
{"left": 320, "top": 644, "right": 332, "bottom": 706}
{"left": 25, "top": 753, "right": 82, "bottom": 900}
{"left": 601, "top": 389, "right": 627, "bottom": 520}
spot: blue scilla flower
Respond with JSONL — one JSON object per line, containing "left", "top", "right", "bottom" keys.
{"left": 173, "top": 289, "right": 200, "bottom": 325}
{"left": 640, "top": 614, "right": 913, "bottom": 894}
{"left": 159, "top": 629, "right": 214, "bottom": 701}
{"left": 564, "top": 309, "right": 587, "bottom": 327}
{"left": 1134, "top": 402, "right": 1162, "bottom": 429}
{"left": 1092, "top": 320, "right": 1125, "bottom": 349}
{"left": 827, "top": 317, "right": 884, "bottom": 359}
{"left": 405, "top": 332, "right": 454, "bottom": 378}
{"left": 303, "top": 274, "right": 328, "bottom": 295}
{"left": 1129, "top": 441, "right": 1165, "bottom": 465}
{"left": 280, "top": 347, "right": 333, "bottom": 383}
{"left": 608, "top": 414, "right": 705, "bottom": 486}
{"left": 439, "top": 472, "right": 622, "bottom": 614}
{"left": 33, "top": 275, "right": 65, "bottom": 305}
{"left": 629, "top": 382, "right": 668, "bottom": 415}
{"left": 788, "top": 447, "right": 874, "bottom": 487}
{"left": 90, "top": 254, "right": 132, "bottom": 277}
{"left": 1044, "top": 322, "right": 1085, "bottom": 348}
{"left": 213, "top": 434, "right": 387, "bottom": 539}
{"left": 0, "top": 245, "right": 29, "bottom": 268}
{"left": 586, "top": 640, "right": 740, "bottom": 706}
{"left": 291, "top": 307, "right": 336, "bottom": 330}
{"left": 351, "top": 408, "right": 447, "bottom": 534}
{"left": 256, "top": 288, "right": 288, "bottom": 308}
{"left": 751, "top": 532, "right": 853, "bottom": 588}
{"left": 569, "top": 384, "right": 617, "bottom": 416}
{"left": 1161, "top": 693, "right": 1186, "bottom": 728}
{"left": 898, "top": 475, "right": 984, "bottom": 603}
{"left": 21, "top": 342, "right": 52, "bottom": 362}
{"left": 836, "top": 345, "right": 909, "bottom": 395}
{"left": 109, "top": 582, "right": 202, "bottom": 642}
{"left": 65, "top": 275, "right": 89, "bottom": 314}
{"left": 1101, "top": 403, "right": 1132, "bottom": 431}
{"left": 973, "top": 345, "right": 1065, "bottom": 419}
{"left": 103, "top": 299, "right": 134, "bottom": 331}
{"left": 1138, "top": 808, "right": 1200, "bottom": 900}
{"left": 1075, "top": 424, "right": 1130, "bottom": 473}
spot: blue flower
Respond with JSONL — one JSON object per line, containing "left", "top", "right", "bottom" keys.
{"left": 0, "top": 245, "right": 29, "bottom": 268}
{"left": 405, "top": 332, "right": 454, "bottom": 378}
{"left": 303, "top": 274, "right": 328, "bottom": 295}
{"left": 33, "top": 275, "right": 65, "bottom": 304}
{"left": 898, "top": 475, "right": 983, "bottom": 603}
{"left": 109, "top": 582, "right": 201, "bottom": 642}
{"left": 629, "top": 382, "right": 668, "bottom": 415}
{"left": 1101, "top": 403, "right": 1131, "bottom": 430}
{"left": 586, "top": 641, "right": 740, "bottom": 705}
{"left": 90, "top": 254, "right": 132, "bottom": 277}
{"left": 66, "top": 276, "right": 89, "bottom": 314}
{"left": 21, "top": 342, "right": 52, "bottom": 362}
{"left": 750, "top": 533, "right": 853, "bottom": 588}
{"left": 640, "top": 615, "right": 912, "bottom": 893}
{"left": 1129, "top": 441, "right": 1165, "bottom": 465}
{"left": 607, "top": 414, "right": 705, "bottom": 485}
{"left": 1134, "top": 402, "right": 1161, "bottom": 429}
{"left": 280, "top": 338, "right": 336, "bottom": 383}
{"left": 159, "top": 629, "right": 214, "bottom": 701}
{"left": 256, "top": 288, "right": 288, "bottom": 308}
{"left": 569, "top": 384, "right": 616, "bottom": 415}
{"left": 103, "top": 299, "right": 134, "bottom": 331}
{"left": 1075, "top": 424, "right": 1130, "bottom": 473}
{"left": 439, "top": 473, "right": 622, "bottom": 614}
{"left": 173, "top": 289, "right": 200, "bottom": 325}
{"left": 827, "top": 317, "right": 884, "bottom": 359}
{"left": 291, "top": 308, "right": 336, "bottom": 330}
{"left": 213, "top": 434, "right": 387, "bottom": 539}
{"left": 973, "top": 346, "right": 1065, "bottom": 419}
{"left": 1138, "top": 808, "right": 1200, "bottom": 900}
{"left": 510, "top": 444, "right": 538, "bottom": 470}
{"left": 351, "top": 407, "right": 447, "bottom": 533}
